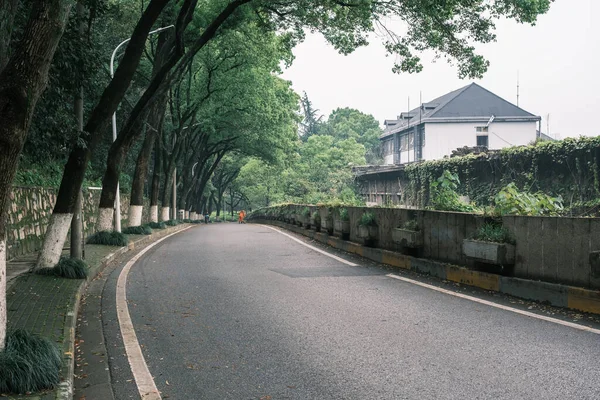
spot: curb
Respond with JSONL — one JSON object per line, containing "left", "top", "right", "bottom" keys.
{"left": 257, "top": 220, "right": 600, "bottom": 316}
{"left": 56, "top": 224, "right": 193, "bottom": 400}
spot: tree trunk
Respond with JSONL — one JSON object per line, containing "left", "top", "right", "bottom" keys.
{"left": 150, "top": 141, "right": 162, "bottom": 222}
{"left": 36, "top": 0, "right": 170, "bottom": 268}
{"left": 128, "top": 95, "right": 167, "bottom": 226}
{"left": 0, "top": 0, "right": 73, "bottom": 348}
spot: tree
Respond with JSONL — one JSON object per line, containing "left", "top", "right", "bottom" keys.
{"left": 299, "top": 92, "right": 322, "bottom": 142}
{"left": 0, "top": 0, "right": 73, "bottom": 349}
{"left": 320, "top": 108, "right": 383, "bottom": 164}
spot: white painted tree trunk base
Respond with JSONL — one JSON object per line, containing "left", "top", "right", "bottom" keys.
{"left": 97, "top": 208, "right": 114, "bottom": 232}
{"left": 160, "top": 207, "right": 170, "bottom": 222}
{"left": 150, "top": 206, "right": 158, "bottom": 223}
{"left": 178, "top": 209, "right": 185, "bottom": 220}
{"left": 128, "top": 205, "right": 143, "bottom": 227}
{"left": 0, "top": 240, "right": 6, "bottom": 350}
{"left": 184, "top": 211, "right": 189, "bottom": 220}
{"left": 36, "top": 213, "right": 73, "bottom": 269}
{"left": 190, "top": 212, "right": 197, "bottom": 220}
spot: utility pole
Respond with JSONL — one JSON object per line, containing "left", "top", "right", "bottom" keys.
{"left": 516, "top": 71, "right": 520, "bottom": 107}
{"left": 70, "top": 1, "right": 85, "bottom": 260}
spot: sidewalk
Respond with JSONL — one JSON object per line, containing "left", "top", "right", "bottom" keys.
{"left": 3, "top": 224, "right": 194, "bottom": 399}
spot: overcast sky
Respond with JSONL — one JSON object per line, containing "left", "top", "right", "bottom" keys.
{"left": 280, "top": 0, "right": 599, "bottom": 139}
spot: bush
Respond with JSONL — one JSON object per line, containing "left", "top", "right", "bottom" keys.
{"left": 493, "top": 183, "right": 563, "bottom": 216}
{"left": 430, "top": 170, "right": 478, "bottom": 212}
{"left": 165, "top": 220, "right": 179, "bottom": 226}
{"left": 339, "top": 207, "right": 349, "bottom": 221}
{"left": 402, "top": 219, "right": 419, "bottom": 231}
{"left": 183, "top": 219, "right": 192, "bottom": 223}
{"left": 147, "top": 221, "right": 166, "bottom": 229}
{"left": 301, "top": 207, "right": 310, "bottom": 218}
{"left": 312, "top": 211, "right": 321, "bottom": 225}
{"left": 122, "top": 225, "right": 152, "bottom": 235}
{"left": 35, "top": 257, "right": 88, "bottom": 279}
{"left": 0, "top": 330, "right": 61, "bottom": 394}
{"left": 86, "top": 231, "right": 128, "bottom": 246}
{"left": 359, "top": 212, "right": 377, "bottom": 227}
{"left": 470, "top": 223, "right": 515, "bottom": 244}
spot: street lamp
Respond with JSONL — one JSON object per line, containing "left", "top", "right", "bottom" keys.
{"left": 110, "top": 25, "right": 174, "bottom": 232}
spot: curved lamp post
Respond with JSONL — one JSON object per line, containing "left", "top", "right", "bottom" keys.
{"left": 110, "top": 25, "right": 174, "bottom": 231}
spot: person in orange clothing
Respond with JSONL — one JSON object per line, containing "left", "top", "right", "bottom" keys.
{"left": 238, "top": 210, "right": 246, "bottom": 224}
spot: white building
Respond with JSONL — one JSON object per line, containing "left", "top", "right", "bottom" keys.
{"left": 380, "top": 83, "right": 542, "bottom": 165}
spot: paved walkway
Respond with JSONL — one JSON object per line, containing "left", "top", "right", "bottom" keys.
{"left": 3, "top": 227, "right": 192, "bottom": 399}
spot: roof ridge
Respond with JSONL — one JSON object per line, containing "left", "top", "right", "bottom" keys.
{"left": 427, "top": 83, "right": 474, "bottom": 119}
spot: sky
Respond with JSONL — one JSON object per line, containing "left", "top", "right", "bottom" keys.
{"left": 280, "top": 0, "right": 599, "bottom": 139}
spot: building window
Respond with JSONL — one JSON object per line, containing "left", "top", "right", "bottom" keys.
{"left": 400, "top": 135, "right": 408, "bottom": 151}
{"left": 382, "top": 139, "right": 393, "bottom": 156}
{"left": 476, "top": 126, "right": 489, "bottom": 133}
{"left": 408, "top": 132, "right": 414, "bottom": 150}
{"left": 476, "top": 134, "right": 488, "bottom": 147}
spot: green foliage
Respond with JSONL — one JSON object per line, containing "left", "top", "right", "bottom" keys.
{"left": 402, "top": 219, "right": 419, "bottom": 231}
{"left": 359, "top": 212, "right": 377, "bottom": 227}
{"left": 471, "top": 223, "right": 515, "bottom": 245}
{"left": 183, "top": 219, "right": 192, "bottom": 223}
{"left": 301, "top": 207, "right": 311, "bottom": 217}
{"left": 0, "top": 330, "right": 61, "bottom": 394}
{"left": 86, "top": 231, "right": 128, "bottom": 246}
{"left": 35, "top": 257, "right": 89, "bottom": 279}
{"left": 165, "top": 220, "right": 180, "bottom": 226}
{"left": 122, "top": 225, "right": 152, "bottom": 235}
{"left": 312, "top": 211, "right": 321, "bottom": 225}
{"left": 493, "top": 183, "right": 563, "bottom": 216}
{"left": 339, "top": 207, "right": 349, "bottom": 221}
{"left": 147, "top": 221, "right": 166, "bottom": 229}
{"left": 404, "top": 136, "right": 600, "bottom": 210}
{"left": 429, "top": 171, "right": 478, "bottom": 212}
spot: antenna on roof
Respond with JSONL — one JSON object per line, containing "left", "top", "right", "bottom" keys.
{"left": 516, "top": 70, "right": 520, "bottom": 107}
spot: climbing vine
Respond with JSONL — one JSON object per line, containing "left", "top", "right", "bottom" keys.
{"left": 402, "top": 136, "right": 600, "bottom": 215}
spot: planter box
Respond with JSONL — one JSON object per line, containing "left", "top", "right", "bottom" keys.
{"left": 322, "top": 218, "right": 334, "bottom": 234}
{"left": 334, "top": 220, "right": 350, "bottom": 234}
{"left": 392, "top": 228, "right": 423, "bottom": 248}
{"left": 463, "top": 239, "right": 515, "bottom": 265}
{"left": 357, "top": 225, "right": 378, "bottom": 240}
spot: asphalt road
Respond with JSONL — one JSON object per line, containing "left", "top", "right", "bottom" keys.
{"left": 103, "top": 223, "right": 600, "bottom": 400}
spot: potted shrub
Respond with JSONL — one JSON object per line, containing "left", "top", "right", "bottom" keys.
{"left": 301, "top": 207, "right": 311, "bottom": 229}
{"left": 357, "top": 212, "right": 378, "bottom": 245}
{"left": 322, "top": 208, "right": 334, "bottom": 235}
{"left": 311, "top": 211, "right": 321, "bottom": 232}
{"left": 463, "top": 223, "right": 516, "bottom": 266}
{"left": 334, "top": 208, "right": 350, "bottom": 239}
{"left": 392, "top": 219, "right": 423, "bottom": 248}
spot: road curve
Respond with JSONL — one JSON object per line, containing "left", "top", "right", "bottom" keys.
{"left": 107, "top": 223, "right": 600, "bottom": 400}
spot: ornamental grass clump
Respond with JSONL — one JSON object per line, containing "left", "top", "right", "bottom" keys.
{"left": 147, "top": 221, "right": 166, "bottom": 229}
{"left": 402, "top": 219, "right": 419, "bottom": 231}
{"left": 359, "top": 212, "right": 377, "bottom": 227}
{"left": 165, "top": 220, "right": 179, "bottom": 226}
{"left": 35, "top": 257, "right": 88, "bottom": 279}
{"left": 339, "top": 207, "right": 349, "bottom": 221}
{"left": 312, "top": 211, "right": 321, "bottom": 226}
{"left": 0, "top": 330, "right": 61, "bottom": 394}
{"left": 122, "top": 225, "right": 152, "bottom": 235}
{"left": 470, "top": 223, "right": 515, "bottom": 245}
{"left": 86, "top": 231, "right": 128, "bottom": 246}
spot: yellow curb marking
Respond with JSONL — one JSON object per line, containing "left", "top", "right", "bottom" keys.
{"left": 117, "top": 226, "right": 193, "bottom": 400}
{"left": 446, "top": 267, "right": 500, "bottom": 291}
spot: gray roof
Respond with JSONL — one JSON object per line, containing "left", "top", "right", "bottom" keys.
{"left": 380, "top": 83, "right": 540, "bottom": 139}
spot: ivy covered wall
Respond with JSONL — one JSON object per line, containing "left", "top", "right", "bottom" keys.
{"left": 358, "top": 136, "right": 600, "bottom": 215}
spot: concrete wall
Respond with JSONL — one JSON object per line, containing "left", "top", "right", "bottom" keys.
{"left": 6, "top": 187, "right": 150, "bottom": 260}
{"left": 261, "top": 205, "right": 600, "bottom": 290}
{"left": 422, "top": 121, "right": 537, "bottom": 161}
